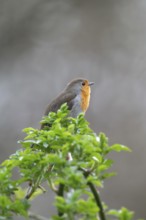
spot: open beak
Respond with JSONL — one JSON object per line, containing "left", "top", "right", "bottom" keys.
{"left": 89, "top": 82, "right": 94, "bottom": 86}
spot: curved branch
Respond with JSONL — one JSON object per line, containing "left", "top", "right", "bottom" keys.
{"left": 79, "top": 167, "right": 106, "bottom": 220}
{"left": 57, "top": 183, "right": 65, "bottom": 216}
{"left": 87, "top": 181, "right": 106, "bottom": 220}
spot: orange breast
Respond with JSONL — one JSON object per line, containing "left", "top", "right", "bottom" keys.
{"left": 81, "top": 85, "right": 91, "bottom": 112}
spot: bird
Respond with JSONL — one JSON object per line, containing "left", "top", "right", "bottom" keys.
{"left": 40, "top": 78, "right": 94, "bottom": 129}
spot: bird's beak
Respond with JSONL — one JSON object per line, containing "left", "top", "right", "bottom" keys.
{"left": 89, "top": 82, "right": 94, "bottom": 86}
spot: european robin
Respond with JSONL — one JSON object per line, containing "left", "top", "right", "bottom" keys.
{"left": 41, "top": 78, "right": 94, "bottom": 129}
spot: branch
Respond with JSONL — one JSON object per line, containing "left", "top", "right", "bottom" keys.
{"left": 25, "top": 183, "right": 46, "bottom": 199}
{"left": 80, "top": 167, "right": 106, "bottom": 220}
{"left": 87, "top": 181, "right": 106, "bottom": 220}
{"left": 56, "top": 152, "right": 72, "bottom": 216}
{"left": 25, "top": 184, "right": 35, "bottom": 199}
{"left": 57, "top": 183, "right": 65, "bottom": 216}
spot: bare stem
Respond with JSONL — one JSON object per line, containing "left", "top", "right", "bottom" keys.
{"left": 57, "top": 183, "right": 65, "bottom": 216}
{"left": 87, "top": 182, "right": 106, "bottom": 220}
{"left": 80, "top": 167, "right": 106, "bottom": 220}
{"left": 25, "top": 184, "right": 35, "bottom": 199}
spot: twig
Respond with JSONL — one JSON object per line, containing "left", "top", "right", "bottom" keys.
{"left": 47, "top": 175, "right": 58, "bottom": 193}
{"left": 25, "top": 183, "right": 46, "bottom": 199}
{"left": 57, "top": 183, "right": 65, "bottom": 216}
{"left": 25, "top": 184, "right": 35, "bottom": 199}
{"left": 56, "top": 151, "right": 72, "bottom": 216}
{"left": 87, "top": 182, "right": 106, "bottom": 220}
{"left": 80, "top": 167, "right": 106, "bottom": 220}
{"left": 38, "top": 185, "right": 47, "bottom": 193}
{"left": 28, "top": 211, "right": 49, "bottom": 220}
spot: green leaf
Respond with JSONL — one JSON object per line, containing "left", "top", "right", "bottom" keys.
{"left": 110, "top": 144, "right": 131, "bottom": 152}
{"left": 100, "top": 172, "right": 117, "bottom": 180}
{"left": 0, "top": 103, "right": 138, "bottom": 219}
{"left": 108, "top": 207, "right": 134, "bottom": 220}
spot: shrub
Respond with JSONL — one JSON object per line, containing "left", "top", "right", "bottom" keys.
{"left": 0, "top": 104, "right": 142, "bottom": 220}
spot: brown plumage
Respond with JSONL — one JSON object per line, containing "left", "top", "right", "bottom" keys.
{"left": 41, "top": 78, "right": 94, "bottom": 129}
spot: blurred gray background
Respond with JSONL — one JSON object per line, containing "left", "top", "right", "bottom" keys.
{"left": 0, "top": 0, "right": 146, "bottom": 219}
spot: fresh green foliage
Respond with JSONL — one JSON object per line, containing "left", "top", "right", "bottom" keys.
{"left": 0, "top": 104, "right": 141, "bottom": 220}
{"left": 108, "top": 207, "right": 134, "bottom": 220}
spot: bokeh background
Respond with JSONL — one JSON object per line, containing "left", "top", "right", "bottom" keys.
{"left": 0, "top": 0, "right": 146, "bottom": 219}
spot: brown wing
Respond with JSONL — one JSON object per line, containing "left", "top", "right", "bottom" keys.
{"left": 40, "top": 92, "right": 76, "bottom": 129}
{"left": 44, "top": 92, "right": 77, "bottom": 116}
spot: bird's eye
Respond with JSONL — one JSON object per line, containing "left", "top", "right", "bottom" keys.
{"left": 82, "top": 81, "right": 85, "bottom": 86}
